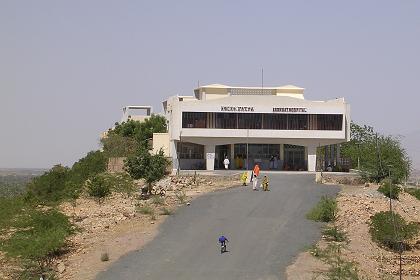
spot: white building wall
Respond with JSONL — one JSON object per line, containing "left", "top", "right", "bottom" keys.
{"left": 152, "top": 133, "right": 170, "bottom": 156}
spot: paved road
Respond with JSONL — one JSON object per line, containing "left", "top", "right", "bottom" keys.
{"left": 97, "top": 173, "right": 339, "bottom": 280}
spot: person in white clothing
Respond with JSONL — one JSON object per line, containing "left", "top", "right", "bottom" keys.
{"left": 252, "top": 174, "right": 258, "bottom": 190}
{"left": 223, "top": 157, "right": 230, "bottom": 170}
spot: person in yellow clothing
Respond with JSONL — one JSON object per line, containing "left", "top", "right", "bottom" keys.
{"left": 262, "top": 175, "right": 269, "bottom": 191}
{"left": 240, "top": 171, "right": 248, "bottom": 186}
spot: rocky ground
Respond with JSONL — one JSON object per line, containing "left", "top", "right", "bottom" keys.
{"left": 337, "top": 184, "right": 420, "bottom": 278}
{"left": 56, "top": 174, "right": 240, "bottom": 280}
{"left": 287, "top": 180, "right": 420, "bottom": 279}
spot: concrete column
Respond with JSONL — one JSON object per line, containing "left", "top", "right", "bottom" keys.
{"left": 230, "top": 144, "right": 235, "bottom": 168}
{"left": 170, "top": 141, "right": 179, "bottom": 172}
{"left": 205, "top": 144, "right": 216, "bottom": 171}
{"left": 336, "top": 144, "right": 341, "bottom": 164}
{"left": 307, "top": 145, "right": 317, "bottom": 172}
{"left": 280, "top": 144, "right": 284, "bottom": 160}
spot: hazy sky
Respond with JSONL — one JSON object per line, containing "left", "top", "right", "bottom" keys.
{"left": 1, "top": 1, "right": 419, "bottom": 169}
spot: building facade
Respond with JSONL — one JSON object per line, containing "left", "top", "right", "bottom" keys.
{"left": 161, "top": 84, "right": 350, "bottom": 172}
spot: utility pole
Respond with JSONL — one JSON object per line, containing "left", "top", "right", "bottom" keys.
{"left": 388, "top": 165, "right": 393, "bottom": 213}
{"left": 356, "top": 142, "right": 361, "bottom": 170}
{"left": 399, "top": 242, "right": 403, "bottom": 280}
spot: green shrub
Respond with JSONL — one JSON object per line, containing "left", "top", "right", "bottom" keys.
{"left": 0, "top": 197, "right": 26, "bottom": 234}
{"left": 105, "top": 172, "right": 136, "bottom": 197}
{"left": 369, "top": 211, "right": 419, "bottom": 251}
{"left": 310, "top": 243, "right": 360, "bottom": 279}
{"left": 101, "top": 133, "right": 139, "bottom": 158}
{"left": 405, "top": 188, "right": 420, "bottom": 200}
{"left": 306, "top": 196, "right": 337, "bottom": 222}
{"left": 25, "top": 151, "right": 107, "bottom": 205}
{"left": 175, "top": 190, "right": 187, "bottom": 204}
{"left": 323, "top": 226, "right": 347, "bottom": 242}
{"left": 377, "top": 179, "right": 401, "bottom": 199}
{"left": 152, "top": 195, "right": 165, "bottom": 205}
{"left": 69, "top": 150, "right": 107, "bottom": 185}
{"left": 25, "top": 165, "right": 71, "bottom": 204}
{"left": 111, "top": 115, "right": 167, "bottom": 143}
{"left": 1, "top": 209, "right": 73, "bottom": 270}
{"left": 137, "top": 204, "right": 154, "bottom": 216}
{"left": 161, "top": 207, "right": 172, "bottom": 215}
{"left": 86, "top": 174, "right": 111, "bottom": 203}
{"left": 124, "top": 148, "right": 169, "bottom": 194}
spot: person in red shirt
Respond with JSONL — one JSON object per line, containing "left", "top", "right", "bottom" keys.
{"left": 252, "top": 164, "right": 260, "bottom": 190}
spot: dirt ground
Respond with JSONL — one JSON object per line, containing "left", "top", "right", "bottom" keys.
{"left": 287, "top": 183, "right": 420, "bottom": 279}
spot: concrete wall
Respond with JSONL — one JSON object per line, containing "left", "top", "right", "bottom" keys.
{"left": 152, "top": 133, "right": 170, "bottom": 156}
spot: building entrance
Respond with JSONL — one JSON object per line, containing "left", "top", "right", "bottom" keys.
{"left": 284, "top": 144, "right": 306, "bottom": 171}
{"left": 215, "top": 145, "right": 231, "bottom": 169}
{"left": 234, "top": 144, "right": 280, "bottom": 170}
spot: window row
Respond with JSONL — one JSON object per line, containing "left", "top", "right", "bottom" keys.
{"left": 182, "top": 112, "right": 343, "bottom": 131}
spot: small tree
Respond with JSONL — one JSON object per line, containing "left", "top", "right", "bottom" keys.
{"left": 108, "top": 114, "right": 167, "bottom": 148}
{"left": 101, "top": 133, "right": 138, "bottom": 158}
{"left": 370, "top": 211, "right": 419, "bottom": 251}
{"left": 135, "top": 114, "right": 167, "bottom": 144}
{"left": 341, "top": 122, "right": 411, "bottom": 183}
{"left": 25, "top": 165, "right": 71, "bottom": 204}
{"left": 86, "top": 174, "right": 111, "bottom": 204}
{"left": 125, "top": 148, "right": 169, "bottom": 194}
{"left": 377, "top": 178, "right": 401, "bottom": 199}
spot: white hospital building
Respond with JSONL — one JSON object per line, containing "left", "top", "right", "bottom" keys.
{"left": 126, "top": 84, "right": 351, "bottom": 172}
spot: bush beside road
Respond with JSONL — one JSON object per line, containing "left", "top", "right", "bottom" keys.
{"left": 290, "top": 181, "right": 420, "bottom": 279}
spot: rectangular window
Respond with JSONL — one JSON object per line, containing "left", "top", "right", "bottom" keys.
{"left": 238, "top": 113, "right": 262, "bottom": 129}
{"left": 215, "top": 113, "right": 237, "bottom": 129}
{"left": 177, "top": 142, "right": 204, "bottom": 159}
{"left": 181, "top": 112, "right": 342, "bottom": 131}
{"left": 287, "top": 114, "right": 308, "bottom": 130}
{"left": 317, "top": 114, "right": 343, "bottom": 130}
{"left": 262, "top": 114, "right": 288, "bottom": 130}
{"left": 182, "top": 112, "right": 207, "bottom": 128}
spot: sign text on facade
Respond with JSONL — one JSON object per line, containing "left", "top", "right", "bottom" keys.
{"left": 272, "top": 107, "right": 307, "bottom": 113}
{"left": 220, "top": 106, "right": 255, "bottom": 112}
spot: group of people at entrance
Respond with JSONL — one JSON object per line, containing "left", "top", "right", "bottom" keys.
{"left": 240, "top": 164, "right": 269, "bottom": 191}
{"left": 222, "top": 155, "right": 281, "bottom": 171}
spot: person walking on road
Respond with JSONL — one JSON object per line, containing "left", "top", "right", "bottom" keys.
{"left": 240, "top": 171, "right": 248, "bottom": 186}
{"left": 253, "top": 164, "right": 260, "bottom": 177}
{"left": 252, "top": 164, "right": 260, "bottom": 190}
{"left": 252, "top": 174, "right": 258, "bottom": 190}
{"left": 262, "top": 175, "right": 270, "bottom": 191}
{"left": 223, "top": 156, "right": 230, "bottom": 170}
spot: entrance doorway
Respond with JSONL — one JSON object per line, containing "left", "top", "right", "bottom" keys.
{"left": 215, "top": 145, "right": 231, "bottom": 169}
{"left": 233, "top": 144, "right": 280, "bottom": 170}
{"left": 284, "top": 145, "right": 306, "bottom": 171}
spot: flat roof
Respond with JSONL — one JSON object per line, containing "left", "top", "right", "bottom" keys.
{"left": 195, "top": 84, "right": 305, "bottom": 90}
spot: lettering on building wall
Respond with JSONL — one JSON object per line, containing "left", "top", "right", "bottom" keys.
{"left": 272, "top": 107, "right": 307, "bottom": 113}
{"left": 220, "top": 106, "right": 255, "bottom": 112}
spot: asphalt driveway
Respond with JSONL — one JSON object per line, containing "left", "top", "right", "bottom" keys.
{"left": 97, "top": 173, "right": 340, "bottom": 280}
